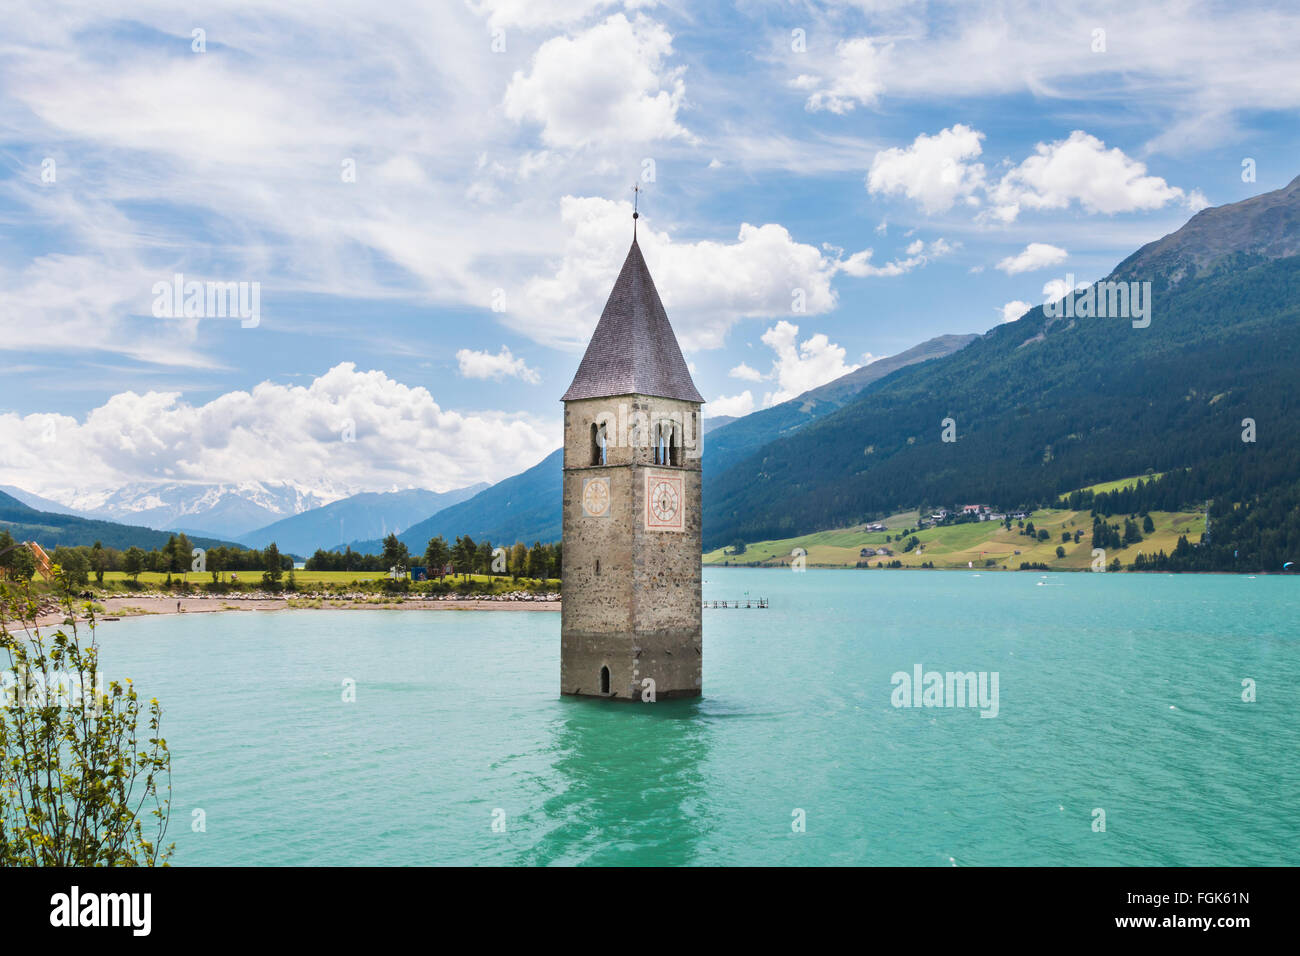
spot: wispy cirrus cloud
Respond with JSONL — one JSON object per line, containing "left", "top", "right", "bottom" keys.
{"left": 786, "top": 1, "right": 1300, "bottom": 153}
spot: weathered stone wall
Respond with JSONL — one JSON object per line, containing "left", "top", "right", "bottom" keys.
{"left": 561, "top": 394, "right": 702, "bottom": 699}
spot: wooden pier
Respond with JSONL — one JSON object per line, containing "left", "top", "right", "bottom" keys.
{"left": 703, "top": 598, "right": 768, "bottom": 609}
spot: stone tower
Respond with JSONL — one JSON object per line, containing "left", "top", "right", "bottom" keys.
{"left": 560, "top": 232, "right": 704, "bottom": 700}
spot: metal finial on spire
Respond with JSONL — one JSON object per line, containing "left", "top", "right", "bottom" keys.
{"left": 632, "top": 182, "right": 640, "bottom": 238}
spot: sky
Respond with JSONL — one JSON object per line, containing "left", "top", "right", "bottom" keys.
{"left": 2, "top": 0, "right": 1298, "bottom": 503}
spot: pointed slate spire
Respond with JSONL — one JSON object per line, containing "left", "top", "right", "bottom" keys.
{"left": 561, "top": 238, "right": 704, "bottom": 403}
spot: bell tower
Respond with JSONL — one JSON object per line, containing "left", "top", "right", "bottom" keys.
{"left": 560, "top": 229, "right": 704, "bottom": 700}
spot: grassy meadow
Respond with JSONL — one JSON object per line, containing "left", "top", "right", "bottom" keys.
{"left": 703, "top": 506, "right": 1205, "bottom": 571}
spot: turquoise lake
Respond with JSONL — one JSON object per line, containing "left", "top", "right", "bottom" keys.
{"left": 91, "top": 569, "right": 1299, "bottom": 866}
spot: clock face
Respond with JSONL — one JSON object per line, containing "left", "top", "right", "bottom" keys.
{"left": 650, "top": 481, "right": 679, "bottom": 521}
{"left": 581, "top": 477, "right": 611, "bottom": 517}
{"left": 644, "top": 472, "right": 685, "bottom": 531}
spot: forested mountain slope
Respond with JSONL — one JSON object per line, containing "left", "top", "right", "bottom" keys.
{"left": 704, "top": 177, "right": 1300, "bottom": 571}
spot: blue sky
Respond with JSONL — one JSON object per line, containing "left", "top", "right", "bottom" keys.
{"left": 2, "top": 0, "right": 1298, "bottom": 502}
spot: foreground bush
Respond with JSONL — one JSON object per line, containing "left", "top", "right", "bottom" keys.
{"left": 0, "top": 572, "right": 172, "bottom": 866}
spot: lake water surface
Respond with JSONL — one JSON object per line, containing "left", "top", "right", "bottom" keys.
{"left": 92, "top": 569, "right": 1299, "bottom": 865}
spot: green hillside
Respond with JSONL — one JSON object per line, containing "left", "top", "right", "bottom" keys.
{"left": 703, "top": 176, "right": 1300, "bottom": 572}
{"left": 705, "top": 506, "right": 1205, "bottom": 570}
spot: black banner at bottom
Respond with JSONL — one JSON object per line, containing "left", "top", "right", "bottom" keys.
{"left": 0, "top": 865, "right": 1277, "bottom": 941}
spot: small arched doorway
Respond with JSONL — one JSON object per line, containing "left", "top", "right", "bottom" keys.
{"left": 599, "top": 666, "right": 611, "bottom": 695}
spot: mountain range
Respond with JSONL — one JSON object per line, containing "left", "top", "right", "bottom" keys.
{"left": 1, "top": 481, "right": 490, "bottom": 557}
{"left": 703, "top": 174, "right": 1300, "bottom": 565}
{"left": 242, "top": 484, "right": 488, "bottom": 555}
{"left": 347, "top": 450, "right": 565, "bottom": 554}
{"left": 58, "top": 480, "right": 334, "bottom": 538}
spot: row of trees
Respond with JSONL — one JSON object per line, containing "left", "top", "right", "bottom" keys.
{"left": 1089, "top": 512, "right": 1156, "bottom": 552}
{"left": 307, "top": 533, "right": 562, "bottom": 581}
{"left": 286, "top": 546, "right": 399, "bottom": 573}
{"left": 1, "top": 526, "right": 569, "bottom": 587}
{"left": 0, "top": 530, "right": 293, "bottom": 586}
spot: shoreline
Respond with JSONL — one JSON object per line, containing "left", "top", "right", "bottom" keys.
{"left": 704, "top": 564, "right": 1290, "bottom": 574}
{"left": 27, "top": 594, "right": 561, "bottom": 628}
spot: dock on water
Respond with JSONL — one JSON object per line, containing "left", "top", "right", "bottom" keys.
{"left": 703, "top": 598, "right": 768, "bottom": 609}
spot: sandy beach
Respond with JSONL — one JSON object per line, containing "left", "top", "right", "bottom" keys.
{"left": 25, "top": 593, "right": 561, "bottom": 629}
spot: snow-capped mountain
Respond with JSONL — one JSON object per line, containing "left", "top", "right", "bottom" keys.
{"left": 61, "top": 480, "right": 342, "bottom": 538}
{"left": 237, "top": 484, "right": 490, "bottom": 555}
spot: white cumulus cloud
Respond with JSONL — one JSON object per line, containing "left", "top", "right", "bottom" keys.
{"left": 999, "top": 300, "right": 1034, "bottom": 324}
{"left": 711, "top": 322, "right": 862, "bottom": 408}
{"left": 996, "top": 243, "right": 1068, "bottom": 275}
{"left": 989, "top": 131, "right": 1187, "bottom": 222}
{"left": 705, "top": 391, "right": 756, "bottom": 418}
{"left": 868, "top": 126, "right": 1192, "bottom": 226}
{"left": 503, "top": 14, "right": 689, "bottom": 149}
{"left": 0, "top": 364, "right": 557, "bottom": 501}
{"left": 803, "top": 37, "right": 890, "bottom": 113}
{"left": 514, "top": 196, "right": 843, "bottom": 350}
{"left": 759, "top": 320, "right": 859, "bottom": 406}
{"left": 867, "top": 124, "right": 987, "bottom": 214}
{"left": 456, "top": 346, "right": 541, "bottom": 383}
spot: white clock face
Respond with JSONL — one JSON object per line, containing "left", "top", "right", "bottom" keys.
{"left": 582, "top": 477, "right": 611, "bottom": 517}
{"left": 644, "top": 472, "right": 684, "bottom": 531}
{"left": 650, "top": 481, "right": 679, "bottom": 521}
